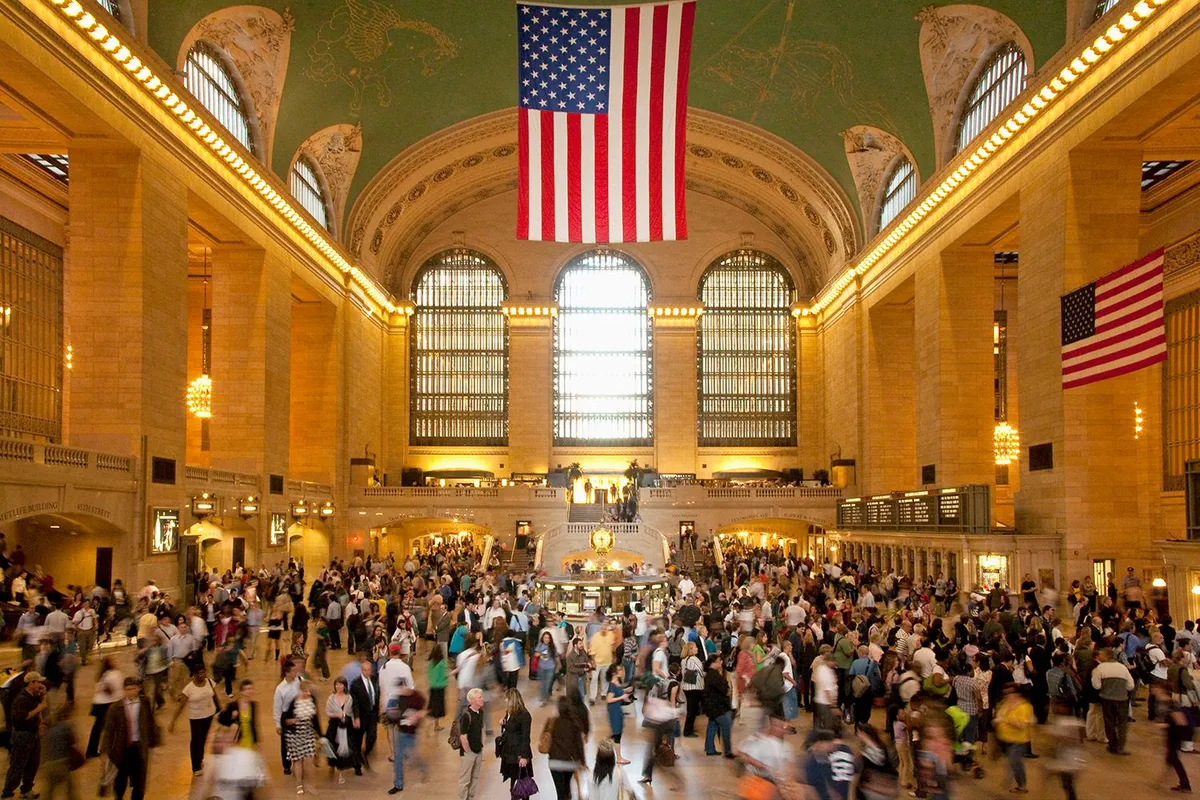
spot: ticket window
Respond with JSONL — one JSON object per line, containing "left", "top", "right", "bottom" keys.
{"left": 978, "top": 554, "right": 1010, "bottom": 589}
{"left": 582, "top": 591, "right": 602, "bottom": 613}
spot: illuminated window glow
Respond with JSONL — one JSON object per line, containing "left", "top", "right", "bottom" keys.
{"left": 1094, "top": 0, "right": 1120, "bottom": 20}
{"left": 289, "top": 156, "right": 329, "bottom": 230}
{"left": 184, "top": 42, "right": 254, "bottom": 154}
{"left": 410, "top": 250, "right": 508, "bottom": 446}
{"left": 955, "top": 43, "right": 1027, "bottom": 155}
{"left": 554, "top": 251, "right": 653, "bottom": 446}
{"left": 697, "top": 250, "right": 796, "bottom": 446}
{"left": 878, "top": 158, "right": 917, "bottom": 231}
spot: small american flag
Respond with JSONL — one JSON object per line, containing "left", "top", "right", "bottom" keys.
{"left": 516, "top": 1, "right": 695, "bottom": 243}
{"left": 1061, "top": 249, "right": 1167, "bottom": 390}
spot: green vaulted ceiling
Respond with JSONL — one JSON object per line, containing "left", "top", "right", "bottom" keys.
{"left": 147, "top": 0, "right": 1065, "bottom": 218}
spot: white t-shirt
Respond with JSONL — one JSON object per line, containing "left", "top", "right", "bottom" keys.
{"left": 813, "top": 661, "right": 838, "bottom": 705}
{"left": 377, "top": 659, "right": 414, "bottom": 714}
{"left": 678, "top": 578, "right": 695, "bottom": 598}
{"left": 785, "top": 603, "right": 806, "bottom": 628}
{"left": 738, "top": 733, "right": 794, "bottom": 780}
{"left": 911, "top": 646, "right": 936, "bottom": 678}
{"left": 182, "top": 679, "right": 217, "bottom": 720}
{"left": 1150, "top": 645, "right": 1169, "bottom": 680}
{"left": 652, "top": 647, "right": 669, "bottom": 678}
{"left": 634, "top": 611, "right": 649, "bottom": 636}
{"left": 456, "top": 648, "right": 481, "bottom": 689}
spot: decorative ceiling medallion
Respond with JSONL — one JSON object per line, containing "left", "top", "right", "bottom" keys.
{"left": 752, "top": 167, "right": 773, "bottom": 183}
{"left": 689, "top": 146, "right": 713, "bottom": 159}
{"left": 432, "top": 167, "right": 454, "bottom": 182}
{"left": 721, "top": 155, "right": 745, "bottom": 169}
{"left": 778, "top": 183, "right": 799, "bottom": 202}
{"left": 492, "top": 146, "right": 516, "bottom": 158}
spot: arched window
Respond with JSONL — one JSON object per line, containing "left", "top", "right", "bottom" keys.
{"left": 697, "top": 250, "right": 796, "bottom": 446}
{"left": 289, "top": 156, "right": 330, "bottom": 230}
{"left": 954, "top": 43, "right": 1027, "bottom": 155}
{"left": 184, "top": 42, "right": 254, "bottom": 154}
{"left": 554, "top": 251, "right": 652, "bottom": 446}
{"left": 96, "top": 0, "right": 121, "bottom": 21}
{"left": 410, "top": 250, "right": 508, "bottom": 446}
{"left": 1094, "top": 0, "right": 1120, "bottom": 20}
{"left": 877, "top": 158, "right": 917, "bottom": 231}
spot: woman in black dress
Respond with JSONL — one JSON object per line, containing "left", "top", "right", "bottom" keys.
{"left": 497, "top": 689, "right": 533, "bottom": 789}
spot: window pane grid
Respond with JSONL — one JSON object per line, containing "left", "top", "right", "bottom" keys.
{"left": 290, "top": 157, "right": 329, "bottom": 230}
{"left": 410, "top": 250, "right": 508, "bottom": 446}
{"left": 697, "top": 250, "right": 796, "bottom": 447}
{"left": 878, "top": 158, "right": 916, "bottom": 231}
{"left": 955, "top": 43, "right": 1027, "bottom": 155}
{"left": 1095, "top": 0, "right": 1120, "bottom": 20}
{"left": 0, "top": 217, "right": 63, "bottom": 442}
{"left": 1142, "top": 160, "right": 1192, "bottom": 191}
{"left": 20, "top": 154, "right": 69, "bottom": 185}
{"left": 554, "top": 251, "right": 653, "bottom": 446}
{"left": 184, "top": 42, "right": 253, "bottom": 154}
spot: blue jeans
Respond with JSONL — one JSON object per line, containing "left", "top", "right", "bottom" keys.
{"left": 623, "top": 657, "right": 636, "bottom": 687}
{"left": 392, "top": 730, "right": 415, "bottom": 789}
{"left": 1006, "top": 741, "right": 1027, "bottom": 789}
{"left": 539, "top": 667, "right": 555, "bottom": 702}
{"left": 705, "top": 711, "right": 733, "bottom": 755}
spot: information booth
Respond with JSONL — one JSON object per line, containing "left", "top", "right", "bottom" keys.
{"left": 535, "top": 575, "right": 669, "bottom": 620}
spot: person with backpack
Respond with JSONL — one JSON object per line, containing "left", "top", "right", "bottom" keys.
{"left": 1146, "top": 632, "right": 1170, "bottom": 721}
{"left": 1091, "top": 647, "right": 1135, "bottom": 755}
{"left": 847, "top": 645, "right": 883, "bottom": 730}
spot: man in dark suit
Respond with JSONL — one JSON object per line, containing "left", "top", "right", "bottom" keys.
{"left": 100, "top": 678, "right": 160, "bottom": 800}
{"left": 349, "top": 659, "right": 380, "bottom": 774}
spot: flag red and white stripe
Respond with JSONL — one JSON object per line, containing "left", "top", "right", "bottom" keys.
{"left": 516, "top": 1, "right": 695, "bottom": 243}
{"left": 1061, "top": 249, "right": 1167, "bottom": 390}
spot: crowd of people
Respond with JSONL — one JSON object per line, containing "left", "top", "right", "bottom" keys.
{"left": 0, "top": 534, "right": 1194, "bottom": 799}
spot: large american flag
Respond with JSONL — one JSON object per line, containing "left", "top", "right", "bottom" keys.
{"left": 1061, "top": 249, "right": 1167, "bottom": 390}
{"left": 516, "top": 1, "right": 695, "bottom": 243}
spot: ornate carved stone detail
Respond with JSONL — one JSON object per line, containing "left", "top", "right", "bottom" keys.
{"left": 295, "top": 124, "right": 363, "bottom": 238}
{"left": 916, "top": 5, "right": 1033, "bottom": 169}
{"left": 841, "top": 125, "right": 916, "bottom": 235}
{"left": 1165, "top": 230, "right": 1200, "bottom": 277}
{"left": 347, "top": 108, "right": 859, "bottom": 292}
{"left": 180, "top": 7, "right": 294, "bottom": 164}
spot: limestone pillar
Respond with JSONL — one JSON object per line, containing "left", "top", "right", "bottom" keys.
{"left": 653, "top": 312, "right": 698, "bottom": 474}
{"left": 863, "top": 298, "right": 916, "bottom": 493}
{"left": 508, "top": 314, "right": 553, "bottom": 474}
{"left": 209, "top": 245, "right": 291, "bottom": 478}
{"left": 1017, "top": 146, "right": 1153, "bottom": 580}
{"left": 797, "top": 313, "right": 824, "bottom": 474}
{"left": 383, "top": 313, "right": 410, "bottom": 479}
{"left": 290, "top": 300, "right": 340, "bottom": 483}
{"left": 913, "top": 247, "right": 994, "bottom": 488}
{"left": 66, "top": 144, "right": 188, "bottom": 581}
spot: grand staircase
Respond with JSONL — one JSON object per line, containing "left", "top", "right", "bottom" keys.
{"left": 507, "top": 547, "right": 532, "bottom": 573}
{"left": 679, "top": 542, "right": 700, "bottom": 573}
{"left": 568, "top": 502, "right": 605, "bottom": 524}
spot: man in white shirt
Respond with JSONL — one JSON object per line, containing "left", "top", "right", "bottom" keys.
{"left": 911, "top": 637, "right": 937, "bottom": 679}
{"left": 785, "top": 599, "right": 806, "bottom": 628}
{"left": 378, "top": 644, "right": 415, "bottom": 719}
{"left": 651, "top": 633, "right": 670, "bottom": 680}
{"left": 678, "top": 574, "right": 695, "bottom": 599}
{"left": 273, "top": 659, "right": 302, "bottom": 775}
{"left": 812, "top": 651, "right": 839, "bottom": 731}
{"left": 45, "top": 604, "right": 71, "bottom": 640}
{"left": 72, "top": 601, "right": 99, "bottom": 663}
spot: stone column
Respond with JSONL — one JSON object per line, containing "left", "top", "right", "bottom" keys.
{"left": 290, "top": 300, "right": 340, "bottom": 483}
{"left": 796, "top": 313, "right": 824, "bottom": 474}
{"left": 1017, "top": 146, "right": 1151, "bottom": 580}
{"left": 209, "top": 245, "right": 291, "bottom": 477}
{"left": 66, "top": 144, "right": 188, "bottom": 583}
{"left": 383, "top": 312, "right": 410, "bottom": 478}
{"left": 863, "top": 299, "right": 916, "bottom": 492}
{"left": 508, "top": 314, "right": 553, "bottom": 474}
{"left": 653, "top": 312, "right": 698, "bottom": 473}
{"left": 913, "top": 247, "right": 994, "bottom": 488}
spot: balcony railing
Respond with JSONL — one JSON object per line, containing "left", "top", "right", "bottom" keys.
{"left": 186, "top": 466, "right": 260, "bottom": 488}
{"left": 644, "top": 485, "right": 842, "bottom": 502}
{"left": 355, "top": 485, "right": 564, "bottom": 503}
{"left": 0, "top": 438, "right": 135, "bottom": 476}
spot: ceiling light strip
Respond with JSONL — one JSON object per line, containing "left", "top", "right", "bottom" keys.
{"left": 807, "top": 0, "right": 1171, "bottom": 316}
{"left": 40, "top": 0, "right": 397, "bottom": 315}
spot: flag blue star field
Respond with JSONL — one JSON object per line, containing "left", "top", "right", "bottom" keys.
{"left": 1061, "top": 249, "right": 1166, "bottom": 389}
{"left": 516, "top": 1, "right": 696, "bottom": 243}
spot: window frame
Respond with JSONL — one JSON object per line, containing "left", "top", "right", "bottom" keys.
{"left": 954, "top": 42, "right": 1028, "bottom": 156}
{"left": 408, "top": 249, "right": 509, "bottom": 447}
{"left": 289, "top": 155, "right": 332, "bottom": 232}
{"left": 696, "top": 249, "right": 797, "bottom": 447}
{"left": 183, "top": 41, "right": 257, "bottom": 156}
{"left": 876, "top": 157, "right": 917, "bottom": 233}
{"left": 553, "top": 250, "right": 654, "bottom": 448}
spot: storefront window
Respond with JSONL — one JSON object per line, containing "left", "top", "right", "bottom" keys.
{"left": 977, "top": 553, "right": 1010, "bottom": 589}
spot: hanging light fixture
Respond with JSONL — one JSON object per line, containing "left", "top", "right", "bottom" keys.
{"left": 187, "top": 253, "right": 214, "bottom": 419}
{"left": 993, "top": 258, "right": 1019, "bottom": 466}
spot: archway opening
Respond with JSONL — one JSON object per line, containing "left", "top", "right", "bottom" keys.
{"left": 9, "top": 513, "right": 131, "bottom": 592}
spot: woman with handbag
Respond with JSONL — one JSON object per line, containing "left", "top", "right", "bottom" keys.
{"left": 546, "top": 694, "right": 587, "bottom": 799}
{"left": 680, "top": 642, "right": 705, "bottom": 737}
{"left": 324, "top": 676, "right": 358, "bottom": 785}
{"left": 605, "top": 664, "right": 634, "bottom": 764}
{"left": 168, "top": 664, "right": 220, "bottom": 775}
{"left": 497, "top": 689, "right": 533, "bottom": 792}
{"left": 639, "top": 664, "right": 681, "bottom": 787}
{"left": 282, "top": 682, "right": 320, "bottom": 795}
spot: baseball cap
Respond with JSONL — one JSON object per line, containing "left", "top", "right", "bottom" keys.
{"left": 24, "top": 671, "right": 45, "bottom": 683}
{"left": 389, "top": 643, "right": 401, "bottom": 654}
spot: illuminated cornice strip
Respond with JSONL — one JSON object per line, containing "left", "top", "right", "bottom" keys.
{"left": 807, "top": 0, "right": 1174, "bottom": 316}
{"left": 40, "top": 0, "right": 397, "bottom": 314}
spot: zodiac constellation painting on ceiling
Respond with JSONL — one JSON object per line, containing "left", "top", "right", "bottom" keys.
{"left": 702, "top": 0, "right": 897, "bottom": 133}
{"left": 305, "top": 0, "right": 459, "bottom": 114}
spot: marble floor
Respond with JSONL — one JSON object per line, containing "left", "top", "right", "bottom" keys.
{"left": 3, "top": 639, "right": 1186, "bottom": 799}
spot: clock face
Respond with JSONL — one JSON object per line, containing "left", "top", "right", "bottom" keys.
{"left": 590, "top": 527, "right": 613, "bottom": 553}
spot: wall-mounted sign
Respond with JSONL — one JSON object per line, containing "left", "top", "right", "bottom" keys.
{"left": 270, "top": 513, "right": 287, "bottom": 546}
{"left": 151, "top": 508, "right": 179, "bottom": 554}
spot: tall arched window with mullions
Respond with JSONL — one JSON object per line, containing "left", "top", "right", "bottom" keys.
{"left": 410, "top": 250, "right": 508, "bottom": 446}
{"left": 184, "top": 41, "right": 256, "bottom": 155}
{"left": 954, "top": 42, "right": 1027, "bottom": 156}
{"left": 554, "top": 251, "right": 653, "bottom": 446}
{"left": 697, "top": 250, "right": 796, "bottom": 446}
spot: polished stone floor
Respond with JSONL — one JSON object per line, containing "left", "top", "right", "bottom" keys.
{"left": 4, "top": 638, "right": 1186, "bottom": 798}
